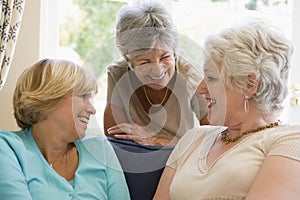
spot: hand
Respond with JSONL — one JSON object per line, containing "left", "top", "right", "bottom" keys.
{"left": 107, "top": 123, "right": 176, "bottom": 146}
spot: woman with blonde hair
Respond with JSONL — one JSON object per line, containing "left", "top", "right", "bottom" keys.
{"left": 0, "top": 59, "right": 130, "bottom": 199}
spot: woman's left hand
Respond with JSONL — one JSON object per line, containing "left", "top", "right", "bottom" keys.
{"left": 106, "top": 123, "right": 176, "bottom": 146}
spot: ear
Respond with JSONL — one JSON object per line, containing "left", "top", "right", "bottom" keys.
{"left": 124, "top": 54, "right": 134, "bottom": 70}
{"left": 246, "top": 74, "right": 258, "bottom": 98}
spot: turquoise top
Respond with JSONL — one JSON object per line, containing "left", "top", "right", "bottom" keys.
{"left": 0, "top": 127, "right": 130, "bottom": 200}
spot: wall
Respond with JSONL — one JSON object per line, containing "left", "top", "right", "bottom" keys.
{"left": 287, "top": 0, "right": 300, "bottom": 124}
{"left": 0, "top": 0, "right": 299, "bottom": 129}
{"left": 0, "top": 1, "right": 41, "bottom": 130}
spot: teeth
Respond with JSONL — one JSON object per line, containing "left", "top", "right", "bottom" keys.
{"left": 208, "top": 99, "right": 216, "bottom": 107}
{"left": 78, "top": 117, "right": 89, "bottom": 124}
{"left": 149, "top": 72, "right": 166, "bottom": 80}
{"left": 210, "top": 99, "right": 216, "bottom": 104}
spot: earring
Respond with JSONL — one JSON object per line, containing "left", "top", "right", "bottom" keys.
{"left": 244, "top": 95, "right": 249, "bottom": 113}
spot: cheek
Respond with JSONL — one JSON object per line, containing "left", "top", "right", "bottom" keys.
{"left": 134, "top": 71, "right": 147, "bottom": 83}
{"left": 167, "top": 67, "right": 175, "bottom": 78}
{"left": 165, "top": 62, "right": 175, "bottom": 75}
{"left": 166, "top": 60, "right": 175, "bottom": 69}
{"left": 226, "top": 94, "right": 244, "bottom": 112}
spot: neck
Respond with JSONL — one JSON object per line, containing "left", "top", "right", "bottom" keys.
{"left": 221, "top": 120, "right": 280, "bottom": 144}
{"left": 226, "top": 114, "right": 277, "bottom": 137}
{"left": 143, "top": 85, "right": 169, "bottom": 107}
{"left": 31, "top": 123, "right": 71, "bottom": 162}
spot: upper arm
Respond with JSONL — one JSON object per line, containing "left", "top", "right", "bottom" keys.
{"left": 104, "top": 67, "right": 129, "bottom": 134}
{"left": 153, "top": 166, "right": 176, "bottom": 200}
{"left": 0, "top": 137, "right": 33, "bottom": 199}
{"left": 246, "top": 156, "right": 300, "bottom": 200}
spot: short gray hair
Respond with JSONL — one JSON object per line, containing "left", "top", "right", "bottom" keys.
{"left": 115, "top": 1, "right": 178, "bottom": 57}
{"left": 204, "top": 21, "right": 293, "bottom": 115}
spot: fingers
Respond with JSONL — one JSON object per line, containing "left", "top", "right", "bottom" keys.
{"left": 114, "top": 134, "right": 135, "bottom": 140}
{"left": 107, "top": 123, "right": 133, "bottom": 135}
{"left": 114, "top": 134, "right": 155, "bottom": 146}
{"left": 107, "top": 123, "right": 145, "bottom": 136}
{"left": 107, "top": 123, "right": 155, "bottom": 145}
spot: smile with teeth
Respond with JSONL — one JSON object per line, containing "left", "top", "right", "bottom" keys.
{"left": 78, "top": 116, "right": 89, "bottom": 124}
{"left": 148, "top": 71, "right": 167, "bottom": 80}
{"left": 208, "top": 98, "right": 216, "bottom": 108}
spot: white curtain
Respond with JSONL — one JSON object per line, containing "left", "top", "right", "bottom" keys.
{"left": 0, "top": 0, "right": 25, "bottom": 92}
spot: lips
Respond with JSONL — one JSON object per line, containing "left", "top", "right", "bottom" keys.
{"left": 78, "top": 116, "right": 89, "bottom": 124}
{"left": 148, "top": 70, "right": 167, "bottom": 80}
{"left": 207, "top": 98, "right": 216, "bottom": 109}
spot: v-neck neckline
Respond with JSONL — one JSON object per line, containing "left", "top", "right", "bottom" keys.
{"left": 27, "top": 127, "right": 80, "bottom": 184}
{"left": 198, "top": 127, "right": 225, "bottom": 173}
{"left": 197, "top": 125, "right": 281, "bottom": 173}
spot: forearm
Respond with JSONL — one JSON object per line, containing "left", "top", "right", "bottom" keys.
{"left": 153, "top": 128, "right": 179, "bottom": 146}
{"left": 103, "top": 103, "right": 128, "bottom": 135}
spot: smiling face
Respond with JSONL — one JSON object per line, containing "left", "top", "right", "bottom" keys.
{"left": 46, "top": 93, "right": 96, "bottom": 140}
{"left": 128, "top": 48, "right": 176, "bottom": 90}
{"left": 197, "top": 59, "right": 244, "bottom": 126}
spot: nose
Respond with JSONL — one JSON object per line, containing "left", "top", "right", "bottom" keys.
{"left": 150, "top": 62, "right": 165, "bottom": 74}
{"left": 87, "top": 101, "right": 96, "bottom": 115}
{"left": 196, "top": 79, "right": 208, "bottom": 94}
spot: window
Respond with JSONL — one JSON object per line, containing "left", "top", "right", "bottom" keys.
{"left": 171, "top": 0, "right": 293, "bottom": 44}
{"left": 50, "top": 0, "right": 295, "bottom": 129}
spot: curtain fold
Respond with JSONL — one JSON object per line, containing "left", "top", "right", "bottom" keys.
{"left": 0, "top": 0, "right": 25, "bottom": 92}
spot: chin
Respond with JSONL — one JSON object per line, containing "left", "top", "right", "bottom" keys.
{"left": 148, "top": 84, "right": 165, "bottom": 90}
{"left": 77, "top": 131, "right": 86, "bottom": 139}
{"left": 75, "top": 126, "right": 87, "bottom": 139}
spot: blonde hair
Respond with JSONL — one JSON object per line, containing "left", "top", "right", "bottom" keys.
{"left": 13, "top": 59, "right": 98, "bottom": 129}
{"left": 204, "top": 21, "right": 293, "bottom": 115}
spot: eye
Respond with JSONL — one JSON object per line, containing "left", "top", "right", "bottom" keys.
{"left": 78, "top": 94, "right": 87, "bottom": 99}
{"left": 205, "top": 76, "right": 216, "bottom": 82}
{"left": 77, "top": 93, "right": 95, "bottom": 102}
{"left": 160, "top": 54, "right": 172, "bottom": 61}
{"left": 139, "top": 61, "right": 151, "bottom": 66}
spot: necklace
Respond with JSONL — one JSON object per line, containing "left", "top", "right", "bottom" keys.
{"left": 49, "top": 150, "right": 67, "bottom": 168}
{"left": 220, "top": 121, "right": 280, "bottom": 145}
{"left": 143, "top": 85, "right": 169, "bottom": 107}
{"left": 48, "top": 144, "right": 74, "bottom": 167}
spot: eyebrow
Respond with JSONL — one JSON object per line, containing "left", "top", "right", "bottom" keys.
{"left": 134, "top": 51, "right": 171, "bottom": 61}
{"left": 135, "top": 57, "right": 151, "bottom": 63}
{"left": 204, "top": 69, "right": 212, "bottom": 73}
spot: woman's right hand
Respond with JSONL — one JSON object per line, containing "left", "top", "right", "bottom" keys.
{"left": 107, "top": 123, "right": 177, "bottom": 146}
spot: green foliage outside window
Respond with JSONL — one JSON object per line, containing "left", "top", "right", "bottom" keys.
{"left": 59, "top": 0, "right": 126, "bottom": 77}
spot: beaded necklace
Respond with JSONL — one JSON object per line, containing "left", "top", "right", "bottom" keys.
{"left": 220, "top": 121, "right": 280, "bottom": 145}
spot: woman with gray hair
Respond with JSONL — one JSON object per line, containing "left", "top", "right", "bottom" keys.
{"left": 104, "top": 1, "right": 208, "bottom": 146}
{"left": 154, "top": 21, "right": 300, "bottom": 199}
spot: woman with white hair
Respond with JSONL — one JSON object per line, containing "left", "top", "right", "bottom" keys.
{"left": 154, "top": 21, "right": 300, "bottom": 199}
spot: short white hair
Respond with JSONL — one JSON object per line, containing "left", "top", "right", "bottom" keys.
{"left": 204, "top": 21, "right": 293, "bottom": 115}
